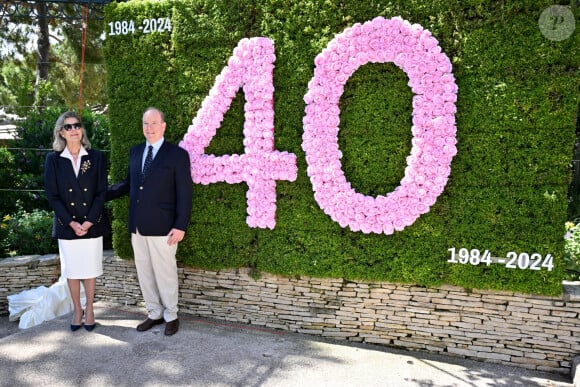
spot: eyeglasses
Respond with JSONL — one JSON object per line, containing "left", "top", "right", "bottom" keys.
{"left": 62, "top": 122, "right": 82, "bottom": 131}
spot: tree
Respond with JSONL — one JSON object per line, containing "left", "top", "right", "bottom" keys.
{"left": 0, "top": 1, "right": 108, "bottom": 113}
{"left": 34, "top": 1, "right": 50, "bottom": 110}
{"left": 0, "top": 56, "right": 36, "bottom": 116}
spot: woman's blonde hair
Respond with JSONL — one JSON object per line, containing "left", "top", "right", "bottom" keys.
{"left": 52, "top": 111, "right": 92, "bottom": 151}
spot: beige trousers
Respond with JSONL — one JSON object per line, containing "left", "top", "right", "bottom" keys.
{"left": 131, "top": 231, "right": 179, "bottom": 322}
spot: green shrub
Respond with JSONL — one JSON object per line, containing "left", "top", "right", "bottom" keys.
{"left": 0, "top": 214, "right": 10, "bottom": 256}
{"left": 564, "top": 221, "right": 580, "bottom": 280}
{"left": 1, "top": 203, "right": 56, "bottom": 257}
{"left": 0, "top": 147, "right": 26, "bottom": 215}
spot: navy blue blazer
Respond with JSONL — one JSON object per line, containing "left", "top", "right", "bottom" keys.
{"left": 107, "top": 141, "right": 193, "bottom": 236}
{"left": 44, "top": 149, "right": 109, "bottom": 240}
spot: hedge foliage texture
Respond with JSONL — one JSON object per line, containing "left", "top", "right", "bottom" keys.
{"left": 104, "top": 0, "right": 579, "bottom": 295}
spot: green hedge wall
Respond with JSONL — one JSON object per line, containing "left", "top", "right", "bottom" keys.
{"left": 104, "top": 0, "right": 579, "bottom": 295}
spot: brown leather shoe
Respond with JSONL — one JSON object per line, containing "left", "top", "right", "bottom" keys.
{"left": 136, "top": 318, "right": 164, "bottom": 332}
{"left": 164, "top": 319, "right": 179, "bottom": 336}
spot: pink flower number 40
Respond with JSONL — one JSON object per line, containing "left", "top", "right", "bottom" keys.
{"left": 180, "top": 16, "right": 458, "bottom": 234}
{"left": 179, "top": 37, "right": 297, "bottom": 230}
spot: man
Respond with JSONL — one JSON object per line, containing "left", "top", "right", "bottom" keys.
{"left": 108, "top": 107, "right": 193, "bottom": 336}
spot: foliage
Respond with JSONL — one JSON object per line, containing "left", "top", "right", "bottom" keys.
{"left": 567, "top": 115, "right": 580, "bottom": 219}
{"left": 0, "top": 203, "right": 56, "bottom": 257}
{"left": 564, "top": 221, "right": 580, "bottom": 280}
{"left": 49, "top": 18, "right": 108, "bottom": 110}
{"left": 0, "top": 55, "right": 37, "bottom": 116}
{"left": 0, "top": 4, "right": 107, "bottom": 112}
{"left": 0, "top": 53, "right": 72, "bottom": 117}
{"left": 0, "top": 147, "right": 24, "bottom": 216}
{"left": 0, "top": 14, "right": 36, "bottom": 60}
{"left": 105, "top": 0, "right": 579, "bottom": 295}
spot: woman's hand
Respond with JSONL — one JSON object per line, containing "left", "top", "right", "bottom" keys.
{"left": 81, "top": 221, "right": 93, "bottom": 231}
{"left": 69, "top": 221, "right": 87, "bottom": 236}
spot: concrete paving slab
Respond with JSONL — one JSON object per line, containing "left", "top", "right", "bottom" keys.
{"left": 0, "top": 302, "right": 574, "bottom": 386}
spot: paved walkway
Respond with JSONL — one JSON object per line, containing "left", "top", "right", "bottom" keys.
{"left": 0, "top": 302, "right": 575, "bottom": 386}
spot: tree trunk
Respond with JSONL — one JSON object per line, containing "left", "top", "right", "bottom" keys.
{"left": 34, "top": 2, "right": 50, "bottom": 112}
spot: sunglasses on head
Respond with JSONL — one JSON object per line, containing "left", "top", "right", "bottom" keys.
{"left": 62, "top": 122, "right": 82, "bottom": 131}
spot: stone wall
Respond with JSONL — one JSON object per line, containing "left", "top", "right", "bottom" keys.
{"left": 2, "top": 251, "right": 579, "bottom": 375}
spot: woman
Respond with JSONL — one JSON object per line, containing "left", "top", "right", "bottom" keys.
{"left": 44, "top": 111, "right": 108, "bottom": 332}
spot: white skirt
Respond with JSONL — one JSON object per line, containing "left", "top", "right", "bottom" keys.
{"left": 58, "top": 237, "right": 103, "bottom": 279}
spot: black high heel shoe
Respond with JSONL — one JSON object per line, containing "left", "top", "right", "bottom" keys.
{"left": 84, "top": 323, "right": 96, "bottom": 332}
{"left": 84, "top": 309, "right": 96, "bottom": 332}
{"left": 70, "top": 311, "right": 83, "bottom": 332}
{"left": 70, "top": 323, "right": 82, "bottom": 332}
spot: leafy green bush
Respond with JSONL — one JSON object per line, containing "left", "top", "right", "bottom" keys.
{"left": 0, "top": 55, "right": 36, "bottom": 117}
{"left": 564, "top": 221, "right": 580, "bottom": 280}
{"left": 0, "top": 214, "right": 9, "bottom": 256}
{"left": 1, "top": 203, "right": 56, "bottom": 256}
{"left": 0, "top": 147, "right": 26, "bottom": 216}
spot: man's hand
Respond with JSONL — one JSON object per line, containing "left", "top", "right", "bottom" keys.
{"left": 167, "top": 228, "right": 185, "bottom": 245}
